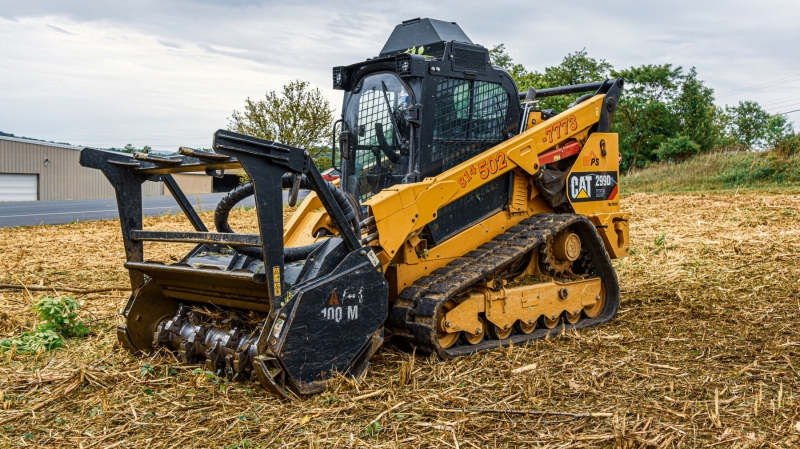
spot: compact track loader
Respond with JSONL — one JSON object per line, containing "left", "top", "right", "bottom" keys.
{"left": 81, "top": 18, "right": 629, "bottom": 400}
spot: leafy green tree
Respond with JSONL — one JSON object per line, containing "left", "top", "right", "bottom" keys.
{"left": 489, "top": 44, "right": 526, "bottom": 79}
{"left": 121, "top": 144, "right": 151, "bottom": 154}
{"left": 720, "top": 101, "right": 795, "bottom": 150}
{"left": 724, "top": 101, "right": 772, "bottom": 148}
{"left": 673, "top": 68, "right": 717, "bottom": 152}
{"left": 537, "top": 50, "right": 612, "bottom": 111}
{"left": 765, "top": 114, "right": 794, "bottom": 148}
{"left": 489, "top": 45, "right": 796, "bottom": 170}
{"left": 229, "top": 80, "right": 334, "bottom": 163}
{"left": 490, "top": 46, "right": 611, "bottom": 111}
{"left": 539, "top": 49, "right": 612, "bottom": 87}
{"left": 610, "top": 64, "right": 683, "bottom": 171}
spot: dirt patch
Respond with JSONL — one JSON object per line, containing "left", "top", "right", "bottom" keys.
{"left": 1, "top": 195, "right": 799, "bottom": 447}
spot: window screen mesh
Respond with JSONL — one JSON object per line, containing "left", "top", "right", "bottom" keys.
{"left": 352, "top": 89, "right": 404, "bottom": 198}
{"left": 432, "top": 79, "right": 509, "bottom": 170}
{"left": 356, "top": 90, "right": 395, "bottom": 148}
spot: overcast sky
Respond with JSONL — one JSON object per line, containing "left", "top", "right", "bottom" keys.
{"left": 1, "top": 0, "right": 799, "bottom": 151}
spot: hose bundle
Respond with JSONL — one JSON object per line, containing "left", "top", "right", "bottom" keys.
{"left": 214, "top": 174, "right": 360, "bottom": 262}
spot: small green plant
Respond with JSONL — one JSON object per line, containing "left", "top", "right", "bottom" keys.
{"left": 0, "top": 296, "right": 89, "bottom": 353}
{"left": 140, "top": 363, "right": 155, "bottom": 377}
{"left": 192, "top": 368, "right": 230, "bottom": 392}
{"left": 225, "top": 439, "right": 253, "bottom": 449}
{"left": 318, "top": 394, "right": 340, "bottom": 406}
{"left": 652, "top": 232, "right": 675, "bottom": 254}
{"left": 364, "top": 420, "right": 382, "bottom": 437}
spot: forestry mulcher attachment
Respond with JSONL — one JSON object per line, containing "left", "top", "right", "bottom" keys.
{"left": 81, "top": 18, "right": 629, "bottom": 400}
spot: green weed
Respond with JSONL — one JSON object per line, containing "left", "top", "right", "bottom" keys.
{"left": 364, "top": 420, "right": 382, "bottom": 437}
{"left": 140, "top": 363, "right": 155, "bottom": 377}
{"left": 225, "top": 438, "right": 253, "bottom": 449}
{"left": 0, "top": 296, "right": 89, "bottom": 353}
{"left": 192, "top": 368, "right": 231, "bottom": 392}
{"left": 653, "top": 233, "right": 675, "bottom": 254}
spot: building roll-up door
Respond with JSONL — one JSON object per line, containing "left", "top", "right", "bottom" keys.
{"left": 0, "top": 174, "right": 39, "bottom": 201}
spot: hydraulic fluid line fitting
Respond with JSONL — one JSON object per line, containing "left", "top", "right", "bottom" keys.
{"left": 213, "top": 175, "right": 361, "bottom": 262}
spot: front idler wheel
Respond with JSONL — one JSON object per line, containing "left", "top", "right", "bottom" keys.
{"left": 583, "top": 288, "right": 606, "bottom": 318}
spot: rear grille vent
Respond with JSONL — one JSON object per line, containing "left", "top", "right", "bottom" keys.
{"left": 452, "top": 44, "right": 487, "bottom": 72}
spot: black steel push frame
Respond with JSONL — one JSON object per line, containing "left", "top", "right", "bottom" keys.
{"left": 79, "top": 130, "right": 362, "bottom": 313}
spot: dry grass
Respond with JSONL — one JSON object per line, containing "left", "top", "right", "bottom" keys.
{"left": 1, "top": 194, "right": 800, "bottom": 448}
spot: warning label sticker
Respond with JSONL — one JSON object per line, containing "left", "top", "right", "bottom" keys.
{"left": 567, "top": 172, "right": 619, "bottom": 203}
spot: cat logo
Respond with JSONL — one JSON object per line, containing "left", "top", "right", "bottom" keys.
{"left": 571, "top": 175, "right": 593, "bottom": 199}
{"left": 568, "top": 172, "right": 619, "bottom": 203}
{"left": 583, "top": 151, "right": 600, "bottom": 167}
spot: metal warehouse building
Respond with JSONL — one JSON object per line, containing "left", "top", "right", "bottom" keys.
{"left": 0, "top": 135, "right": 214, "bottom": 201}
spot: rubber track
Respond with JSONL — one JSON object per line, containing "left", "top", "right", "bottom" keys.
{"left": 387, "top": 214, "right": 620, "bottom": 358}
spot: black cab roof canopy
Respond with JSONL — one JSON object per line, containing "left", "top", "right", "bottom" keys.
{"left": 379, "top": 18, "right": 474, "bottom": 57}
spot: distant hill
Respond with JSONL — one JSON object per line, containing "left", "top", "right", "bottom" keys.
{"left": 0, "top": 131, "right": 172, "bottom": 154}
{"left": 0, "top": 131, "right": 74, "bottom": 146}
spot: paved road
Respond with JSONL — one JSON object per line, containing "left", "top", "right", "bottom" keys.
{"left": 0, "top": 190, "right": 309, "bottom": 228}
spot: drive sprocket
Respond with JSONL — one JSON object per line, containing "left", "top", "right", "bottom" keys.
{"left": 540, "top": 229, "right": 582, "bottom": 276}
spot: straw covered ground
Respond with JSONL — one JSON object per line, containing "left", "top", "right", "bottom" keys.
{"left": 1, "top": 193, "right": 800, "bottom": 448}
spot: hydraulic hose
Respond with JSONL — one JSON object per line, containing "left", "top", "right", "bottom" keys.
{"left": 214, "top": 174, "right": 360, "bottom": 262}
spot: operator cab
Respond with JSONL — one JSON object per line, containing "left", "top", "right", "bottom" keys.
{"left": 333, "top": 18, "right": 521, "bottom": 243}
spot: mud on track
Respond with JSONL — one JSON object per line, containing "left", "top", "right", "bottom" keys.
{"left": 1, "top": 194, "right": 799, "bottom": 447}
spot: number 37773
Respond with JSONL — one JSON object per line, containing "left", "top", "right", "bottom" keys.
{"left": 458, "top": 152, "right": 508, "bottom": 188}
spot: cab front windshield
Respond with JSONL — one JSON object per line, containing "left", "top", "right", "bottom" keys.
{"left": 342, "top": 73, "right": 412, "bottom": 201}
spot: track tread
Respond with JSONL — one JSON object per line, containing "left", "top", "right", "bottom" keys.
{"left": 387, "top": 214, "right": 620, "bottom": 358}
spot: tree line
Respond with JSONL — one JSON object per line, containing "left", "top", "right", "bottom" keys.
{"left": 489, "top": 45, "right": 797, "bottom": 172}
{"left": 227, "top": 49, "right": 797, "bottom": 174}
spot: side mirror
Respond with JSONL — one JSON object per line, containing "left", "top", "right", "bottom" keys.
{"left": 331, "top": 119, "right": 343, "bottom": 170}
{"left": 339, "top": 130, "right": 351, "bottom": 160}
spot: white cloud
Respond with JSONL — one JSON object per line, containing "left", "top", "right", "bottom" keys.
{"left": 0, "top": 0, "right": 798, "bottom": 151}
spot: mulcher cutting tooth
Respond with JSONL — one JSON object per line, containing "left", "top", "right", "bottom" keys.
{"left": 253, "top": 357, "right": 292, "bottom": 401}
